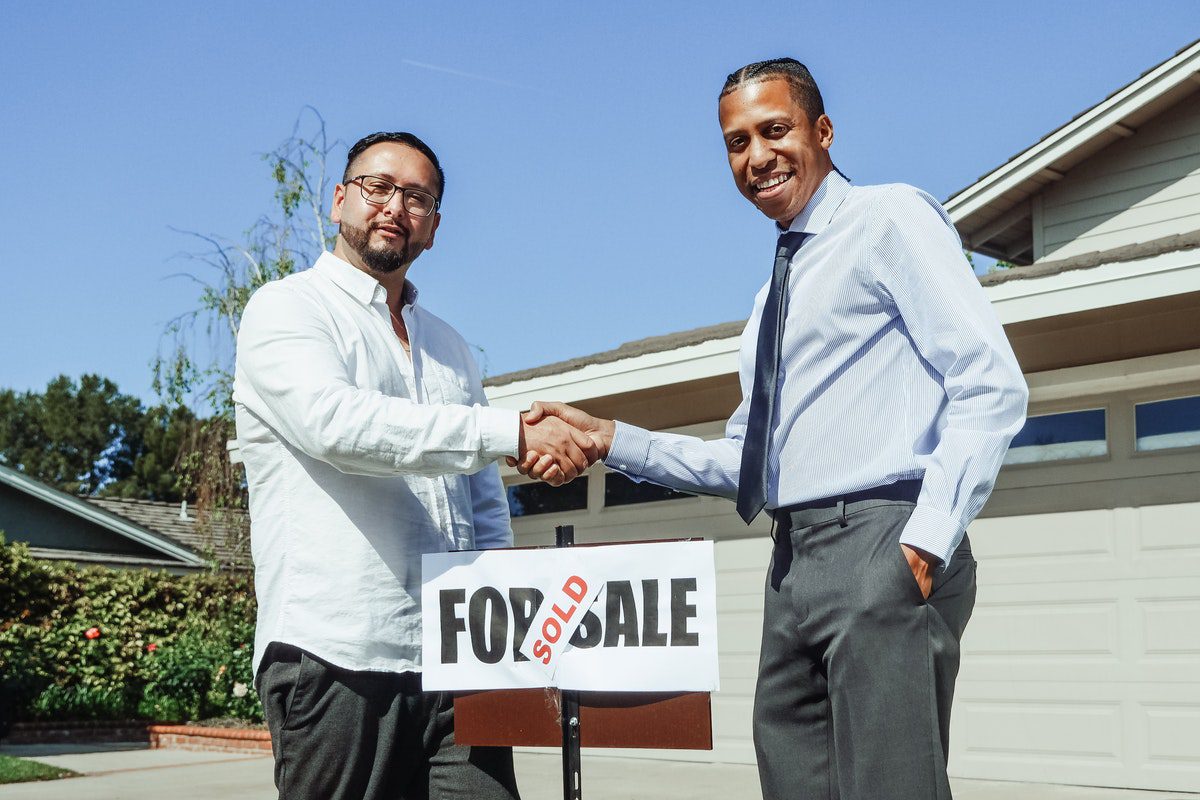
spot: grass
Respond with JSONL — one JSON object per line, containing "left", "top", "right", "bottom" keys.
{"left": 0, "top": 753, "right": 78, "bottom": 784}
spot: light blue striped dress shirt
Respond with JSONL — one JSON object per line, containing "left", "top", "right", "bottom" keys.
{"left": 605, "top": 171, "right": 1028, "bottom": 566}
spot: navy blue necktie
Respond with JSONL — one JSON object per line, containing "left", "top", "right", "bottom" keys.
{"left": 736, "top": 231, "right": 810, "bottom": 524}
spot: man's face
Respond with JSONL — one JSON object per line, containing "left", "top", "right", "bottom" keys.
{"left": 718, "top": 79, "right": 834, "bottom": 227}
{"left": 331, "top": 142, "right": 441, "bottom": 274}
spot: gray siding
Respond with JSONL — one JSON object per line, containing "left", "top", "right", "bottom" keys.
{"left": 0, "top": 483, "right": 161, "bottom": 557}
{"left": 1039, "top": 97, "right": 1200, "bottom": 260}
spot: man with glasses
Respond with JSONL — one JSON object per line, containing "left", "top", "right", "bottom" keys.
{"left": 234, "top": 132, "right": 592, "bottom": 799}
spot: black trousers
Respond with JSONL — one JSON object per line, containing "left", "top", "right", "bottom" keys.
{"left": 256, "top": 643, "right": 521, "bottom": 800}
{"left": 753, "top": 498, "right": 977, "bottom": 800}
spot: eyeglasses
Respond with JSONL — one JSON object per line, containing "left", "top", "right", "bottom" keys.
{"left": 348, "top": 175, "right": 440, "bottom": 217}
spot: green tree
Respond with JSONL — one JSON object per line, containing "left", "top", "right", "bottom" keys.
{"left": 0, "top": 375, "right": 144, "bottom": 495}
{"left": 153, "top": 109, "right": 338, "bottom": 553}
{"left": 155, "top": 108, "right": 337, "bottom": 421}
{"left": 101, "top": 405, "right": 197, "bottom": 502}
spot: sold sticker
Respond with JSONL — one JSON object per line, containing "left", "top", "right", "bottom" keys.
{"left": 519, "top": 571, "right": 603, "bottom": 676}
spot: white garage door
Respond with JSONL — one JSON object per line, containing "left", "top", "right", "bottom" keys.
{"left": 951, "top": 501, "right": 1200, "bottom": 793}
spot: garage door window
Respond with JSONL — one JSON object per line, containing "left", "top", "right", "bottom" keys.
{"left": 1004, "top": 408, "right": 1107, "bottom": 465}
{"left": 604, "top": 472, "right": 695, "bottom": 507}
{"left": 506, "top": 478, "right": 589, "bottom": 517}
{"left": 1135, "top": 394, "right": 1200, "bottom": 452}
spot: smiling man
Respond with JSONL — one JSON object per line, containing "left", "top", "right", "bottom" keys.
{"left": 234, "top": 131, "right": 596, "bottom": 800}
{"left": 517, "top": 60, "right": 1029, "bottom": 798}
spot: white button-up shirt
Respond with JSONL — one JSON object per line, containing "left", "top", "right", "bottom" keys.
{"left": 233, "top": 252, "right": 518, "bottom": 674}
{"left": 607, "top": 172, "right": 1028, "bottom": 566}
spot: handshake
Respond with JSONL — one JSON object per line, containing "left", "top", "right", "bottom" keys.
{"left": 508, "top": 402, "right": 616, "bottom": 486}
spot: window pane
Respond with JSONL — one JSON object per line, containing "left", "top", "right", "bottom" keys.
{"left": 604, "top": 472, "right": 695, "bottom": 507}
{"left": 506, "top": 478, "right": 588, "bottom": 518}
{"left": 1135, "top": 395, "right": 1200, "bottom": 452}
{"left": 1004, "top": 408, "right": 1106, "bottom": 465}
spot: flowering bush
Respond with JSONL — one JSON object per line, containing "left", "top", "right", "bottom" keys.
{"left": 0, "top": 535, "right": 262, "bottom": 726}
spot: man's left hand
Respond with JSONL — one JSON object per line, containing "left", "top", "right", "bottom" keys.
{"left": 900, "top": 544, "right": 939, "bottom": 599}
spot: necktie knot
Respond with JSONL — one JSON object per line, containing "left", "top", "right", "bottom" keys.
{"left": 776, "top": 231, "right": 809, "bottom": 261}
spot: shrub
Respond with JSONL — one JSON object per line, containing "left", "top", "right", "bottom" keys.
{"left": 0, "top": 535, "right": 262, "bottom": 724}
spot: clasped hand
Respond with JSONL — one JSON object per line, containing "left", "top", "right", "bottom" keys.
{"left": 509, "top": 402, "right": 616, "bottom": 486}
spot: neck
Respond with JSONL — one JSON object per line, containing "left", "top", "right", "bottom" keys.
{"left": 333, "top": 239, "right": 411, "bottom": 313}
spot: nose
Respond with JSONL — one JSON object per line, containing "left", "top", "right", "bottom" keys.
{"left": 747, "top": 135, "right": 775, "bottom": 172}
{"left": 381, "top": 190, "right": 409, "bottom": 218}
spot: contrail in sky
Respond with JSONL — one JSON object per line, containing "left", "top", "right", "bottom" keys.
{"left": 401, "top": 59, "right": 535, "bottom": 91}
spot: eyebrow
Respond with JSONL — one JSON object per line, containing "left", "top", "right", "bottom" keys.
{"left": 363, "top": 172, "right": 436, "bottom": 193}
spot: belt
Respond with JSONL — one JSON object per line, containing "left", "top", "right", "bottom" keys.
{"left": 772, "top": 478, "right": 922, "bottom": 536}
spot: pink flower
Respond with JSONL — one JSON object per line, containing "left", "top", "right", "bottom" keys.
{"left": 84, "top": 627, "right": 101, "bottom": 640}
{"left": 146, "top": 643, "right": 158, "bottom": 652}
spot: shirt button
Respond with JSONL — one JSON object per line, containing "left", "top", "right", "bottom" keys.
{"left": 619, "top": 464, "right": 627, "bottom": 470}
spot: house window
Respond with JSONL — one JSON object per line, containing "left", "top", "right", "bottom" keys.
{"left": 1004, "top": 408, "right": 1107, "bottom": 465}
{"left": 506, "top": 478, "right": 589, "bottom": 518}
{"left": 604, "top": 472, "right": 695, "bottom": 507}
{"left": 1135, "top": 395, "right": 1200, "bottom": 452}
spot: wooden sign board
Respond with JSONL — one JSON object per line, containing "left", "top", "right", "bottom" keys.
{"left": 454, "top": 688, "right": 712, "bottom": 749}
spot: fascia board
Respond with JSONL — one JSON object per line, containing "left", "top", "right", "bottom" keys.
{"left": 1026, "top": 349, "right": 1200, "bottom": 403}
{"left": 485, "top": 254, "right": 1200, "bottom": 407}
{"left": 946, "top": 43, "right": 1200, "bottom": 222}
{"left": 485, "top": 335, "right": 741, "bottom": 410}
{"left": 984, "top": 249, "right": 1200, "bottom": 324}
{"left": 0, "top": 467, "right": 207, "bottom": 566}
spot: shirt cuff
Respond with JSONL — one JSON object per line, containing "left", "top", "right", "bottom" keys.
{"left": 478, "top": 407, "right": 521, "bottom": 460}
{"left": 604, "top": 421, "right": 652, "bottom": 475}
{"left": 898, "top": 504, "right": 966, "bottom": 568}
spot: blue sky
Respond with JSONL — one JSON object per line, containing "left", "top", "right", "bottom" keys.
{"left": 2, "top": 3, "right": 1197, "bottom": 404}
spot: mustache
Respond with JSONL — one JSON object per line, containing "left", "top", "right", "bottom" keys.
{"left": 371, "top": 221, "right": 409, "bottom": 237}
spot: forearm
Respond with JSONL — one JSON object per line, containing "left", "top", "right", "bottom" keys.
{"left": 604, "top": 421, "right": 742, "bottom": 499}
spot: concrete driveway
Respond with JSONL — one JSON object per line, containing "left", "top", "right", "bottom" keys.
{"left": 2, "top": 743, "right": 1196, "bottom": 799}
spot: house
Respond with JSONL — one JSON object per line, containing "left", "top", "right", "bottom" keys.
{"left": 484, "top": 40, "right": 1200, "bottom": 793}
{"left": 0, "top": 463, "right": 250, "bottom": 572}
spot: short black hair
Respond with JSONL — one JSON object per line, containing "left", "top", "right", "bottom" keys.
{"left": 720, "top": 59, "right": 825, "bottom": 123}
{"left": 343, "top": 131, "right": 446, "bottom": 201}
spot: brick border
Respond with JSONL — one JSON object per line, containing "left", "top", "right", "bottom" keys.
{"left": 1, "top": 720, "right": 150, "bottom": 745}
{"left": 148, "top": 724, "right": 272, "bottom": 754}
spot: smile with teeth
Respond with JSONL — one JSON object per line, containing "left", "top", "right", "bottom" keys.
{"left": 753, "top": 173, "right": 793, "bottom": 194}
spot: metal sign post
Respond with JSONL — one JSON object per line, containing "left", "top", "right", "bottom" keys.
{"left": 449, "top": 532, "right": 714, "bottom": 800}
{"left": 556, "top": 524, "right": 583, "bottom": 800}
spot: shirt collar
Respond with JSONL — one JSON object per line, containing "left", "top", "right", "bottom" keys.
{"left": 313, "top": 251, "right": 419, "bottom": 307}
{"left": 775, "top": 170, "right": 850, "bottom": 237}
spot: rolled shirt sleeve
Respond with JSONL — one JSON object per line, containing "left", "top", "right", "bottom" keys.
{"left": 235, "top": 282, "right": 519, "bottom": 477}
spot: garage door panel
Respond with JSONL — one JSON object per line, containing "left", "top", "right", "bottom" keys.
{"left": 1136, "top": 502, "right": 1200, "bottom": 552}
{"left": 970, "top": 505, "right": 1200, "bottom": 586}
{"left": 965, "top": 598, "right": 1119, "bottom": 658}
{"left": 956, "top": 497, "right": 1200, "bottom": 792}
{"left": 970, "top": 509, "right": 1117, "bottom": 561}
{"left": 715, "top": 536, "right": 772, "bottom": 570}
{"left": 1140, "top": 597, "right": 1200, "bottom": 655}
{"left": 951, "top": 689, "right": 1200, "bottom": 792}
{"left": 715, "top": 567, "right": 765, "bottom": 598}
{"left": 1142, "top": 703, "right": 1200, "bottom": 767}
{"left": 956, "top": 699, "right": 1123, "bottom": 759}
{"left": 961, "top": 577, "right": 1200, "bottom": 684}
{"left": 717, "top": 610, "right": 764, "bottom": 653}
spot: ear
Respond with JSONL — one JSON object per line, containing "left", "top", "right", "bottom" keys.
{"left": 330, "top": 183, "right": 347, "bottom": 224}
{"left": 423, "top": 211, "right": 441, "bottom": 251}
{"left": 815, "top": 114, "right": 834, "bottom": 151}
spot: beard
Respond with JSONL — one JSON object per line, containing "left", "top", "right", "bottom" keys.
{"left": 339, "top": 220, "right": 419, "bottom": 274}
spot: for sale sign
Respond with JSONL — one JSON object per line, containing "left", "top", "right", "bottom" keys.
{"left": 420, "top": 540, "right": 718, "bottom": 692}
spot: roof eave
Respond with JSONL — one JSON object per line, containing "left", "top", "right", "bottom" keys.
{"left": 946, "top": 40, "right": 1200, "bottom": 248}
{"left": 0, "top": 466, "right": 208, "bottom": 567}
